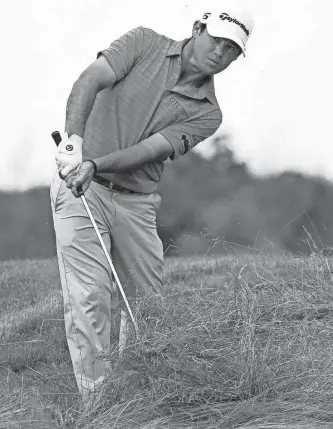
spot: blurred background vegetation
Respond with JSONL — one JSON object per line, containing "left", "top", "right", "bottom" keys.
{"left": 1, "top": 135, "right": 333, "bottom": 261}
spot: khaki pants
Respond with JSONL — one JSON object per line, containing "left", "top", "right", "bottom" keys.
{"left": 50, "top": 172, "right": 164, "bottom": 397}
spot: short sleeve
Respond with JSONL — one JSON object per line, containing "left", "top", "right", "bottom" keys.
{"left": 158, "top": 109, "right": 222, "bottom": 161}
{"left": 97, "top": 27, "right": 149, "bottom": 81}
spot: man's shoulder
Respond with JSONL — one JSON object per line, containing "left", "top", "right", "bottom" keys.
{"left": 137, "top": 26, "right": 172, "bottom": 40}
{"left": 204, "top": 77, "right": 222, "bottom": 114}
{"left": 205, "top": 106, "right": 223, "bottom": 124}
{"left": 136, "top": 26, "right": 175, "bottom": 49}
{"left": 209, "top": 93, "right": 222, "bottom": 113}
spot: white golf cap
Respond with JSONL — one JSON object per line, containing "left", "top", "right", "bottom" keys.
{"left": 198, "top": 3, "right": 255, "bottom": 56}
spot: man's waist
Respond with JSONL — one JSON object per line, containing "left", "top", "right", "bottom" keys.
{"left": 91, "top": 175, "right": 152, "bottom": 194}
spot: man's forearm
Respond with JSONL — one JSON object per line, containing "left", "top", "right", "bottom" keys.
{"left": 92, "top": 133, "right": 173, "bottom": 173}
{"left": 65, "top": 74, "right": 100, "bottom": 139}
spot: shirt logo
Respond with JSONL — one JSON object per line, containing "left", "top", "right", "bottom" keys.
{"left": 170, "top": 97, "right": 189, "bottom": 119}
{"left": 182, "top": 134, "right": 190, "bottom": 154}
{"left": 66, "top": 144, "right": 74, "bottom": 152}
{"left": 192, "top": 135, "right": 200, "bottom": 145}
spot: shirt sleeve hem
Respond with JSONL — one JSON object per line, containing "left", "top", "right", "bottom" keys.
{"left": 158, "top": 129, "right": 182, "bottom": 161}
{"left": 96, "top": 51, "right": 122, "bottom": 81}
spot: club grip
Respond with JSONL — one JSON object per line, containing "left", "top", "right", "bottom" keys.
{"left": 51, "top": 131, "right": 62, "bottom": 146}
{"left": 51, "top": 130, "right": 84, "bottom": 197}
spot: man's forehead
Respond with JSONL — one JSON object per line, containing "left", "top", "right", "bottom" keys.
{"left": 209, "top": 35, "right": 238, "bottom": 45}
{"left": 208, "top": 34, "right": 241, "bottom": 49}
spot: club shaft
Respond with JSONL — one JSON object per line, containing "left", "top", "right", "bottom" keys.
{"left": 80, "top": 194, "right": 139, "bottom": 335}
{"left": 51, "top": 130, "right": 138, "bottom": 336}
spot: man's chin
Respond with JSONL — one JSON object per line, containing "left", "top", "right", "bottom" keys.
{"left": 202, "top": 63, "right": 226, "bottom": 76}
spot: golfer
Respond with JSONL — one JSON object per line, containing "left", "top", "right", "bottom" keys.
{"left": 50, "top": 4, "right": 254, "bottom": 400}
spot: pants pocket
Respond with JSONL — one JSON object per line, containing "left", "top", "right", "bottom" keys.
{"left": 120, "top": 192, "right": 162, "bottom": 223}
{"left": 50, "top": 172, "right": 63, "bottom": 209}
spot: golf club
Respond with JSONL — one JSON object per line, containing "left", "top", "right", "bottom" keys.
{"left": 51, "top": 131, "right": 139, "bottom": 337}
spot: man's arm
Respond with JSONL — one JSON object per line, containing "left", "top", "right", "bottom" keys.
{"left": 91, "top": 108, "right": 222, "bottom": 174}
{"left": 65, "top": 56, "right": 117, "bottom": 139}
{"left": 93, "top": 133, "right": 174, "bottom": 173}
{"left": 65, "top": 26, "right": 147, "bottom": 140}
{"left": 66, "top": 133, "right": 173, "bottom": 197}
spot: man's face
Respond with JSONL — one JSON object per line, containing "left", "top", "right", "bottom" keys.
{"left": 193, "top": 25, "right": 242, "bottom": 75}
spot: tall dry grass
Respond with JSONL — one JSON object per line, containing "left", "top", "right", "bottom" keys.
{"left": 2, "top": 251, "right": 333, "bottom": 428}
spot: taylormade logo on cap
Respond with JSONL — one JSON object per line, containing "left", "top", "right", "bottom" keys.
{"left": 202, "top": 12, "right": 250, "bottom": 36}
{"left": 219, "top": 13, "right": 250, "bottom": 36}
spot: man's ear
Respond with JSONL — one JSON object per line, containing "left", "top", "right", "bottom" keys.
{"left": 192, "top": 21, "right": 203, "bottom": 37}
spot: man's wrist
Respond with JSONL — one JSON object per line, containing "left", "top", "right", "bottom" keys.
{"left": 85, "top": 159, "right": 98, "bottom": 176}
{"left": 68, "top": 134, "right": 84, "bottom": 144}
{"left": 91, "top": 155, "right": 115, "bottom": 174}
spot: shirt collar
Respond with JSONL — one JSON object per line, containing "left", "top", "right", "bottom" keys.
{"left": 198, "top": 76, "right": 216, "bottom": 104}
{"left": 166, "top": 38, "right": 217, "bottom": 105}
{"left": 166, "top": 38, "right": 191, "bottom": 57}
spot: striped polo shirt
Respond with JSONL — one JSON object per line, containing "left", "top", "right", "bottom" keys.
{"left": 82, "top": 26, "right": 223, "bottom": 193}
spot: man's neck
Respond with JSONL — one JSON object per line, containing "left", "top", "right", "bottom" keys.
{"left": 179, "top": 38, "right": 208, "bottom": 88}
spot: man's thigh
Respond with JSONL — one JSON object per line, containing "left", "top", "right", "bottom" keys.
{"left": 50, "top": 173, "right": 116, "bottom": 295}
{"left": 110, "top": 191, "right": 164, "bottom": 303}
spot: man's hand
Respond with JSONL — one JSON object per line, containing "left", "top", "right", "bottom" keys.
{"left": 64, "top": 161, "right": 95, "bottom": 198}
{"left": 56, "top": 133, "right": 83, "bottom": 178}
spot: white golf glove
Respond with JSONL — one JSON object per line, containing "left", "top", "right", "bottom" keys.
{"left": 55, "top": 132, "right": 83, "bottom": 178}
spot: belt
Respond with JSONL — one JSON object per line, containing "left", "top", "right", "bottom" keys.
{"left": 91, "top": 175, "right": 139, "bottom": 194}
